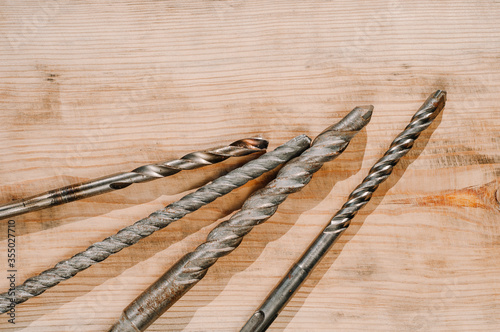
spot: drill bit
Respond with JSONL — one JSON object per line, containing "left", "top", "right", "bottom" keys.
{"left": 241, "top": 90, "right": 447, "bottom": 332}
{"left": 0, "top": 135, "right": 311, "bottom": 314}
{"left": 0, "top": 138, "right": 268, "bottom": 220}
{"left": 109, "top": 106, "right": 373, "bottom": 332}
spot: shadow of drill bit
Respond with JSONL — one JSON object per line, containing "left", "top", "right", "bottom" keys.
{"left": 158, "top": 128, "right": 368, "bottom": 331}
{"left": 272, "top": 108, "right": 444, "bottom": 331}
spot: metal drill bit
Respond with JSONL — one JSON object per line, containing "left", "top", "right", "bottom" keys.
{"left": 109, "top": 106, "right": 373, "bottom": 332}
{"left": 241, "top": 90, "right": 447, "bottom": 332}
{"left": 0, "top": 135, "right": 311, "bottom": 314}
{"left": 0, "top": 138, "right": 268, "bottom": 220}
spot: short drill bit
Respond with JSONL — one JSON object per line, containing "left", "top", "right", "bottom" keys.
{"left": 0, "top": 135, "right": 311, "bottom": 314}
{"left": 109, "top": 106, "right": 373, "bottom": 332}
{"left": 241, "top": 90, "right": 447, "bottom": 332}
{"left": 0, "top": 138, "right": 268, "bottom": 220}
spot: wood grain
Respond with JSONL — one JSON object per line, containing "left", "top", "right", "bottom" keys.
{"left": 0, "top": 0, "right": 499, "bottom": 331}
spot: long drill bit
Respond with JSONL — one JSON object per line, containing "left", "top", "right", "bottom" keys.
{"left": 109, "top": 105, "right": 373, "bottom": 332}
{"left": 241, "top": 90, "right": 447, "bottom": 332}
{"left": 0, "top": 135, "right": 311, "bottom": 314}
{"left": 0, "top": 138, "right": 268, "bottom": 220}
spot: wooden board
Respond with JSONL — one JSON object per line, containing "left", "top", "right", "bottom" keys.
{"left": 1, "top": 0, "right": 499, "bottom": 331}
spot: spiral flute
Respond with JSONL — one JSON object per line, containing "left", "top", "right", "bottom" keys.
{"left": 0, "top": 135, "right": 311, "bottom": 314}
{"left": 241, "top": 90, "right": 447, "bottom": 332}
{"left": 0, "top": 138, "right": 268, "bottom": 220}
{"left": 110, "top": 106, "right": 373, "bottom": 332}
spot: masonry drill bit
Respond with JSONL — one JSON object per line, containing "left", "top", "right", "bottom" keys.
{"left": 0, "top": 135, "right": 311, "bottom": 314}
{"left": 109, "top": 106, "right": 373, "bottom": 332}
{"left": 0, "top": 138, "right": 268, "bottom": 220}
{"left": 241, "top": 90, "right": 447, "bottom": 332}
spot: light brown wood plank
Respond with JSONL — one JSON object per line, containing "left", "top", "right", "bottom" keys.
{"left": 0, "top": 0, "right": 499, "bottom": 331}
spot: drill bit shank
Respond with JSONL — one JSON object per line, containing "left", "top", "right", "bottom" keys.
{"left": 0, "top": 135, "right": 310, "bottom": 314}
{"left": 0, "top": 138, "right": 268, "bottom": 220}
{"left": 109, "top": 106, "right": 373, "bottom": 332}
{"left": 241, "top": 90, "right": 447, "bottom": 332}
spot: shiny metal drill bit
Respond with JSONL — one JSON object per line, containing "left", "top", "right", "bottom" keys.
{"left": 241, "top": 90, "right": 447, "bottom": 332}
{"left": 0, "top": 135, "right": 311, "bottom": 314}
{"left": 0, "top": 138, "right": 268, "bottom": 220}
{"left": 109, "top": 106, "right": 373, "bottom": 332}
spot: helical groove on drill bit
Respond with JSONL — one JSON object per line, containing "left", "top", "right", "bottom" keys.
{"left": 0, "top": 135, "right": 311, "bottom": 314}
{"left": 241, "top": 90, "right": 447, "bottom": 332}
{"left": 109, "top": 106, "right": 373, "bottom": 332}
{"left": 0, "top": 138, "right": 268, "bottom": 220}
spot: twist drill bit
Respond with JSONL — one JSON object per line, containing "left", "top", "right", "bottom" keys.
{"left": 109, "top": 106, "right": 373, "bottom": 332}
{"left": 0, "top": 135, "right": 311, "bottom": 314}
{"left": 241, "top": 90, "right": 447, "bottom": 332}
{"left": 0, "top": 138, "right": 268, "bottom": 220}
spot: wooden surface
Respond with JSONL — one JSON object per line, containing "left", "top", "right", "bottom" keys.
{"left": 1, "top": 1, "right": 499, "bottom": 331}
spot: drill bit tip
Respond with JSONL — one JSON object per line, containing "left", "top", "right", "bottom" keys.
{"left": 313, "top": 105, "right": 373, "bottom": 146}
{"left": 422, "top": 89, "right": 447, "bottom": 112}
{"left": 349, "top": 105, "right": 374, "bottom": 125}
{"left": 434, "top": 89, "right": 447, "bottom": 98}
{"left": 358, "top": 105, "right": 374, "bottom": 119}
{"left": 432, "top": 89, "right": 447, "bottom": 110}
{"left": 230, "top": 138, "right": 269, "bottom": 150}
{"left": 408, "top": 90, "right": 446, "bottom": 128}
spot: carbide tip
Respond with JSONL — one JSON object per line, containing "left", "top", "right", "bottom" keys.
{"left": 433, "top": 90, "right": 447, "bottom": 111}
{"left": 416, "top": 90, "right": 447, "bottom": 122}
{"left": 434, "top": 89, "right": 447, "bottom": 99}
{"left": 313, "top": 105, "right": 372, "bottom": 145}
{"left": 342, "top": 105, "right": 373, "bottom": 131}
{"left": 353, "top": 105, "right": 374, "bottom": 121}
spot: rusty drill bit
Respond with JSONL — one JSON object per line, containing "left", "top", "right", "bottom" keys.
{"left": 0, "top": 138, "right": 268, "bottom": 220}
{"left": 241, "top": 90, "right": 447, "bottom": 332}
{"left": 0, "top": 135, "right": 311, "bottom": 314}
{"left": 109, "top": 106, "right": 373, "bottom": 332}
